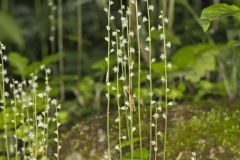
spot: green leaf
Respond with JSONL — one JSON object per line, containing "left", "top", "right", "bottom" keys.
{"left": 0, "top": 12, "right": 24, "bottom": 48}
{"left": 124, "top": 148, "right": 149, "bottom": 160}
{"left": 172, "top": 44, "right": 217, "bottom": 82}
{"left": 200, "top": 3, "right": 240, "bottom": 32}
{"left": 121, "top": 138, "right": 140, "bottom": 148}
{"left": 8, "top": 52, "right": 29, "bottom": 76}
{"left": 41, "top": 53, "right": 61, "bottom": 65}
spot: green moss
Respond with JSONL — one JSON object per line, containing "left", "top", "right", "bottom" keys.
{"left": 168, "top": 106, "right": 240, "bottom": 159}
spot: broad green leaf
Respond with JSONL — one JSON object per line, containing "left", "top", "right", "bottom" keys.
{"left": 8, "top": 52, "right": 29, "bottom": 76}
{"left": 124, "top": 148, "right": 149, "bottom": 159}
{"left": 121, "top": 138, "right": 140, "bottom": 148}
{"left": 172, "top": 44, "right": 216, "bottom": 70}
{"left": 41, "top": 53, "right": 61, "bottom": 65}
{"left": 200, "top": 3, "right": 240, "bottom": 32}
{"left": 171, "top": 42, "right": 240, "bottom": 82}
{"left": 0, "top": 12, "right": 24, "bottom": 48}
{"left": 171, "top": 44, "right": 217, "bottom": 82}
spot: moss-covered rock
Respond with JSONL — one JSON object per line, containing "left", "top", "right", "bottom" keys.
{"left": 60, "top": 101, "right": 240, "bottom": 160}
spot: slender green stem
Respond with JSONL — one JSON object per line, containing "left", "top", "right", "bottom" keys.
{"left": 21, "top": 88, "right": 26, "bottom": 159}
{"left": 33, "top": 83, "right": 38, "bottom": 158}
{"left": 26, "top": 91, "right": 31, "bottom": 157}
{"left": 13, "top": 83, "right": 18, "bottom": 159}
{"left": 154, "top": 104, "right": 158, "bottom": 160}
{"left": 168, "top": 0, "right": 175, "bottom": 31}
{"left": 146, "top": 0, "right": 153, "bottom": 159}
{"left": 162, "top": 11, "right": 168, "bottom": 160}
{"left": 48, "top": 0, "right": 56, "bottom": 54}
{"left": 135, "top": 0, "right": 143, "bottom": 158}
{"left": 55, "top": 104, "right": 60, "bottom": 160}
{"left": 179, "top": 1, "right": 214, "bottom": 43}
{"left": 77, "top": 0, "right": 82, "bottom": 78}
{"left": 116, "top": 32, "right": 123, "bottom": 160}
{"left": 163, "top": 0, "right": 167, "bottom": 17}
{"left": 58, "top": 0, "right": 65, "bottom": 101}
{"left": 125, "top": 1, "right": 134, "bottom": 158}
{"left": 106, "top": 0, "right": 111, "bottom": 159}
{"left": 0, "top": 51, "right": 10, "bottom": 160}
{"left": 44, "top": 71, "right": 50, "bottom": 157}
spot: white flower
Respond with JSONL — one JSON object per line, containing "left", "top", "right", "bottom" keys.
{"left": 151, "top": 140, "right": 156, "bottom": 145}
{"left": 145, "top": 46, "right": 149, "bottom": 52}
{"left": 4, "top": 78, "right": 9, "bottom": 84}
{"left": 158, "top": 25, "right": 163, "bottom": 30}
{"left": 146, "top": 74, "right": 151, "bottom": 80}
{"left": 137, "top": 11, "right": 142, "bottom": 17}
{"left": 109, "top": 1, "right": 114, "bottom": 5}
{"left": 162, "top": 113, "right": 166, "bottom": 119}
{"left": 160, "top": 34, "right": 165, "bottom": 40}
{"left": 40, "top": 65, "right": 45, "bottom": 70}
{"left": 105, "top": 37, "right": 109, "bottom": 42}
{"left": 168, "top": 101, "right": 173, "bottom": 106}
{"left": 38, "top": 93, "right": 44, "bottom": 98}
{"left": 130, "top": 47, "right": 135, "bottom": 53}
{"left": 120, "top": 106, "right": 127, "bottom": 110}
{"left": 146, "top": 37, "right": 151, "bottom": 42}
{"left": 104, "top": 8, "right": 108, "bottom": 12}
{"left": 37, "top": 115, "right": 43, "bottom": 121}
{"left": 114, "top": 145, "right": 120, "bottom": 150}
{"left": 106, "top": 82, "right": 111, "bottom": 87}
{"left": 160, "top": 54, "right": 166, "bottom": 60}
{"left": 167, "top": 63, "right": 172, "bottom": 69}
{"left": 142, "top": 16, "right": 148, "bottom": 23}
{"left": 164, "top": 18, "right": 169, "bottom": 23}
{"left": 149, "top": 5, "right": 154, "bottom": 11}
{"left": 151, "top": 27, "right": 155, "bottom": 31}
{"left": 130, "top": 72, "right": 135, "bottom": 77}
{"left": 2, "top": 69, "right": 7, "bottom": 75}
{"left": 117, "top": 94, "right": 121, "bottom": 98}
{"left": 132, "top": 126, "right": 136, "bottom": 132}
{"left": 2, "top": 55, "right": 7, "bottom": 61}
{"left": 120, "top": 76, "right": 126, "bottom": 81}
{"left": 129, "top": 31, "right": 134, "bottom": 37}
{"left": 161, "top": 76, "right": 166, "bottom": 82}
{"left": 151, "top": 100, "right": 156, "bottom": 105}
{"left": 29, "top": 132, "right": 35, "bottom": 139}
{"left": 166, "top": 42, "right": 171, "bottom": 48}
{"left": 153, "top": 113, "right": 159, "bottom": 119}
{"left": 46, "top": 68, "right": 51, "bottom": 74}
{"left": 46, "top": 86, "right": 51, "bottom": 92}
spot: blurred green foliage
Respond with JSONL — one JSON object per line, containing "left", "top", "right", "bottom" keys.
{"left": 0, "top": 0, "right": 240, "bottom": 128}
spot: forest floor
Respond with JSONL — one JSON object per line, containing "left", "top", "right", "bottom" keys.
{"left": 60, "top": 100, "right": 240, "bottom": 160}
